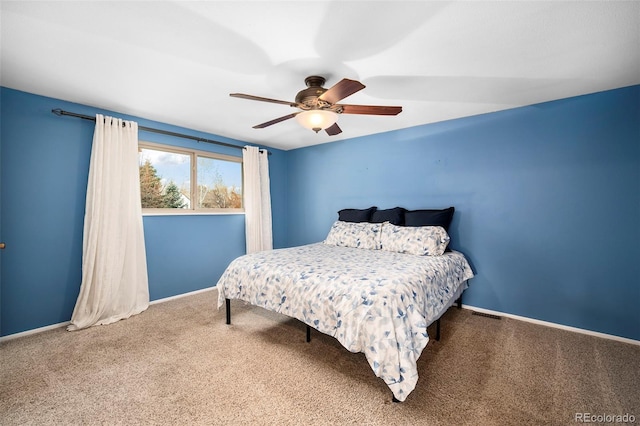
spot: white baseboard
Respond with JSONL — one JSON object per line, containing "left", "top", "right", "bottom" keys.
{"left": 0, "top": 287, "right": 217, "bottom": 343}
{"left": 462, "top": 304, "right": 640, "bottom": 346}
{"left": 149, "top": 286, "right": 216, "bottom": 305}
{"left": 0, "top": 321, "right": 71, "bottom": 342}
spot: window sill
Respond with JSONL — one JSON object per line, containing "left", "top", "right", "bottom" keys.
{"left": 142, "top": 210, "right": 245, "bottom": 217}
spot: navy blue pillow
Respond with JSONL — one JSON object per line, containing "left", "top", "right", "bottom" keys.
{"left": 404, "top": 207, "right": 455, "bottom": 230}
{"left": 371, "top": 207, "right": 406, "bottom": 225}
{"left": 338, "top": 206, "right": 377, "bottom": 223}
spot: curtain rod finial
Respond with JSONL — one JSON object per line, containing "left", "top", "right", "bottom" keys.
{"left": 52, "top": 108, "right": 63, "bottom": 116}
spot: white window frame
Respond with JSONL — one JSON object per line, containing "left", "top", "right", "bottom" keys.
{"left": 139, "top": 141, "right": 244, "bottom": 216}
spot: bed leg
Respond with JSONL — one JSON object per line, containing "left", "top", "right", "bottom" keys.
{"left": 306, "top": 325, "right": 311, "bottom": 343}
{"left": 456, "top": 296, "right": 462, "bottom": 309}
{"left": 225, "top": 298, "right": 231, "bottom": 325}
{"left": 435, "top": 318, "right": 441, "bottom": 341}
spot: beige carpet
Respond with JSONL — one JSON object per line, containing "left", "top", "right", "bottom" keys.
{"left": 1, "top": 289, "right": 638, "bottom": 425}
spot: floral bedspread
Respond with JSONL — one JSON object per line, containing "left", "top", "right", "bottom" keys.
{"left": 216, "top": 243, "right": 474, "bottom": 401}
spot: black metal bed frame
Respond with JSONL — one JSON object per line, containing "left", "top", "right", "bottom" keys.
{"left": 225, "top": 297, "right": 462, "bottom": 343}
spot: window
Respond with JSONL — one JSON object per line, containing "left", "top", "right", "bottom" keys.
{"left": 138, "top": 142, "right": 243, "bottom": 214}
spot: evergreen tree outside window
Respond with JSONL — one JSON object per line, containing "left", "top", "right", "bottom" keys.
{"left": 139, "top": 159, "right": 166, "bottom": 208}
{"left": 138, "top": 142, "right": 243, "bottom": 214}
{"left": 164, "top": 181, "right": 188, "bottom": 209}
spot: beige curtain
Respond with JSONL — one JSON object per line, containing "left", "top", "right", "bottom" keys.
{"left": 67, "top": 114, "right": 149, "bottom": 331}
{"left": 243, "top": 146, "right": 272, "bottom": 253}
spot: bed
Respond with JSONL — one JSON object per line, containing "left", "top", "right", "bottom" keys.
{"left": 216, "top": 207, "right": 474, "bottom": 402}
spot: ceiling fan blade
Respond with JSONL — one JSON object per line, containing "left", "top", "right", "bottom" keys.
{"left": 339, "top": 104, "right": 402, "bottom": 115}
{"left": 318, "top": 78, "right": 365, "bottom": 104}
{"left": 325, "top": 122, "right": 342, "bottom": 136}
{"left": 252, "top": 112, "right": 300, "bottom": 129}
{"left": 230, "top": 93, "right": 297, "bottom": 107}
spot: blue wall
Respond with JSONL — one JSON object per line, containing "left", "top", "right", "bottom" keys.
{"left": 0, "top": 87, "right": 289, "bottom": 336}
{"left": 285, "top": 86, "right": 640, "bottom": 341}
{"left": 2, "top": 85, "right": 638, "bottom": 341}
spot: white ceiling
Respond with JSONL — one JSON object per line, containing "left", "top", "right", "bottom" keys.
{"left": 1, "top": 1, "right": 638, "bottom": 151}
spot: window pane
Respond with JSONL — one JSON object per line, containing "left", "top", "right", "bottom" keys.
{"left": 139, "top": 148, "right": 191, "bottom": 209}
{"left": 197, "top": 156, "right": 242, "bottom": 209}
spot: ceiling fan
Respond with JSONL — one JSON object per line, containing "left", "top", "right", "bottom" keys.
{"left": 230, "top": 76, "right": 402, "bottom": 135}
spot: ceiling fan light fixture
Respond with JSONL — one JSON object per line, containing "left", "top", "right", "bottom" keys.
{"left": 295, "top": 110, "right": 338, "bottom": 133}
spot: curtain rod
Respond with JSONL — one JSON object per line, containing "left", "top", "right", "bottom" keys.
{"left": 51, "top": 108, "right": 269, "bottom": 154}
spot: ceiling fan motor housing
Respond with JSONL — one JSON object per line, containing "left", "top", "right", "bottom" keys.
{"left": 295, "top": 76, "right": 330, "bottom": 109}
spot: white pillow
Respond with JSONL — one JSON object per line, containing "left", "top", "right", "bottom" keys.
{"left": 324, "top": 221, "right": 382, "bottom": 250}
{"left": 380, "top": 223, "right": 450, "bottom": 256}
